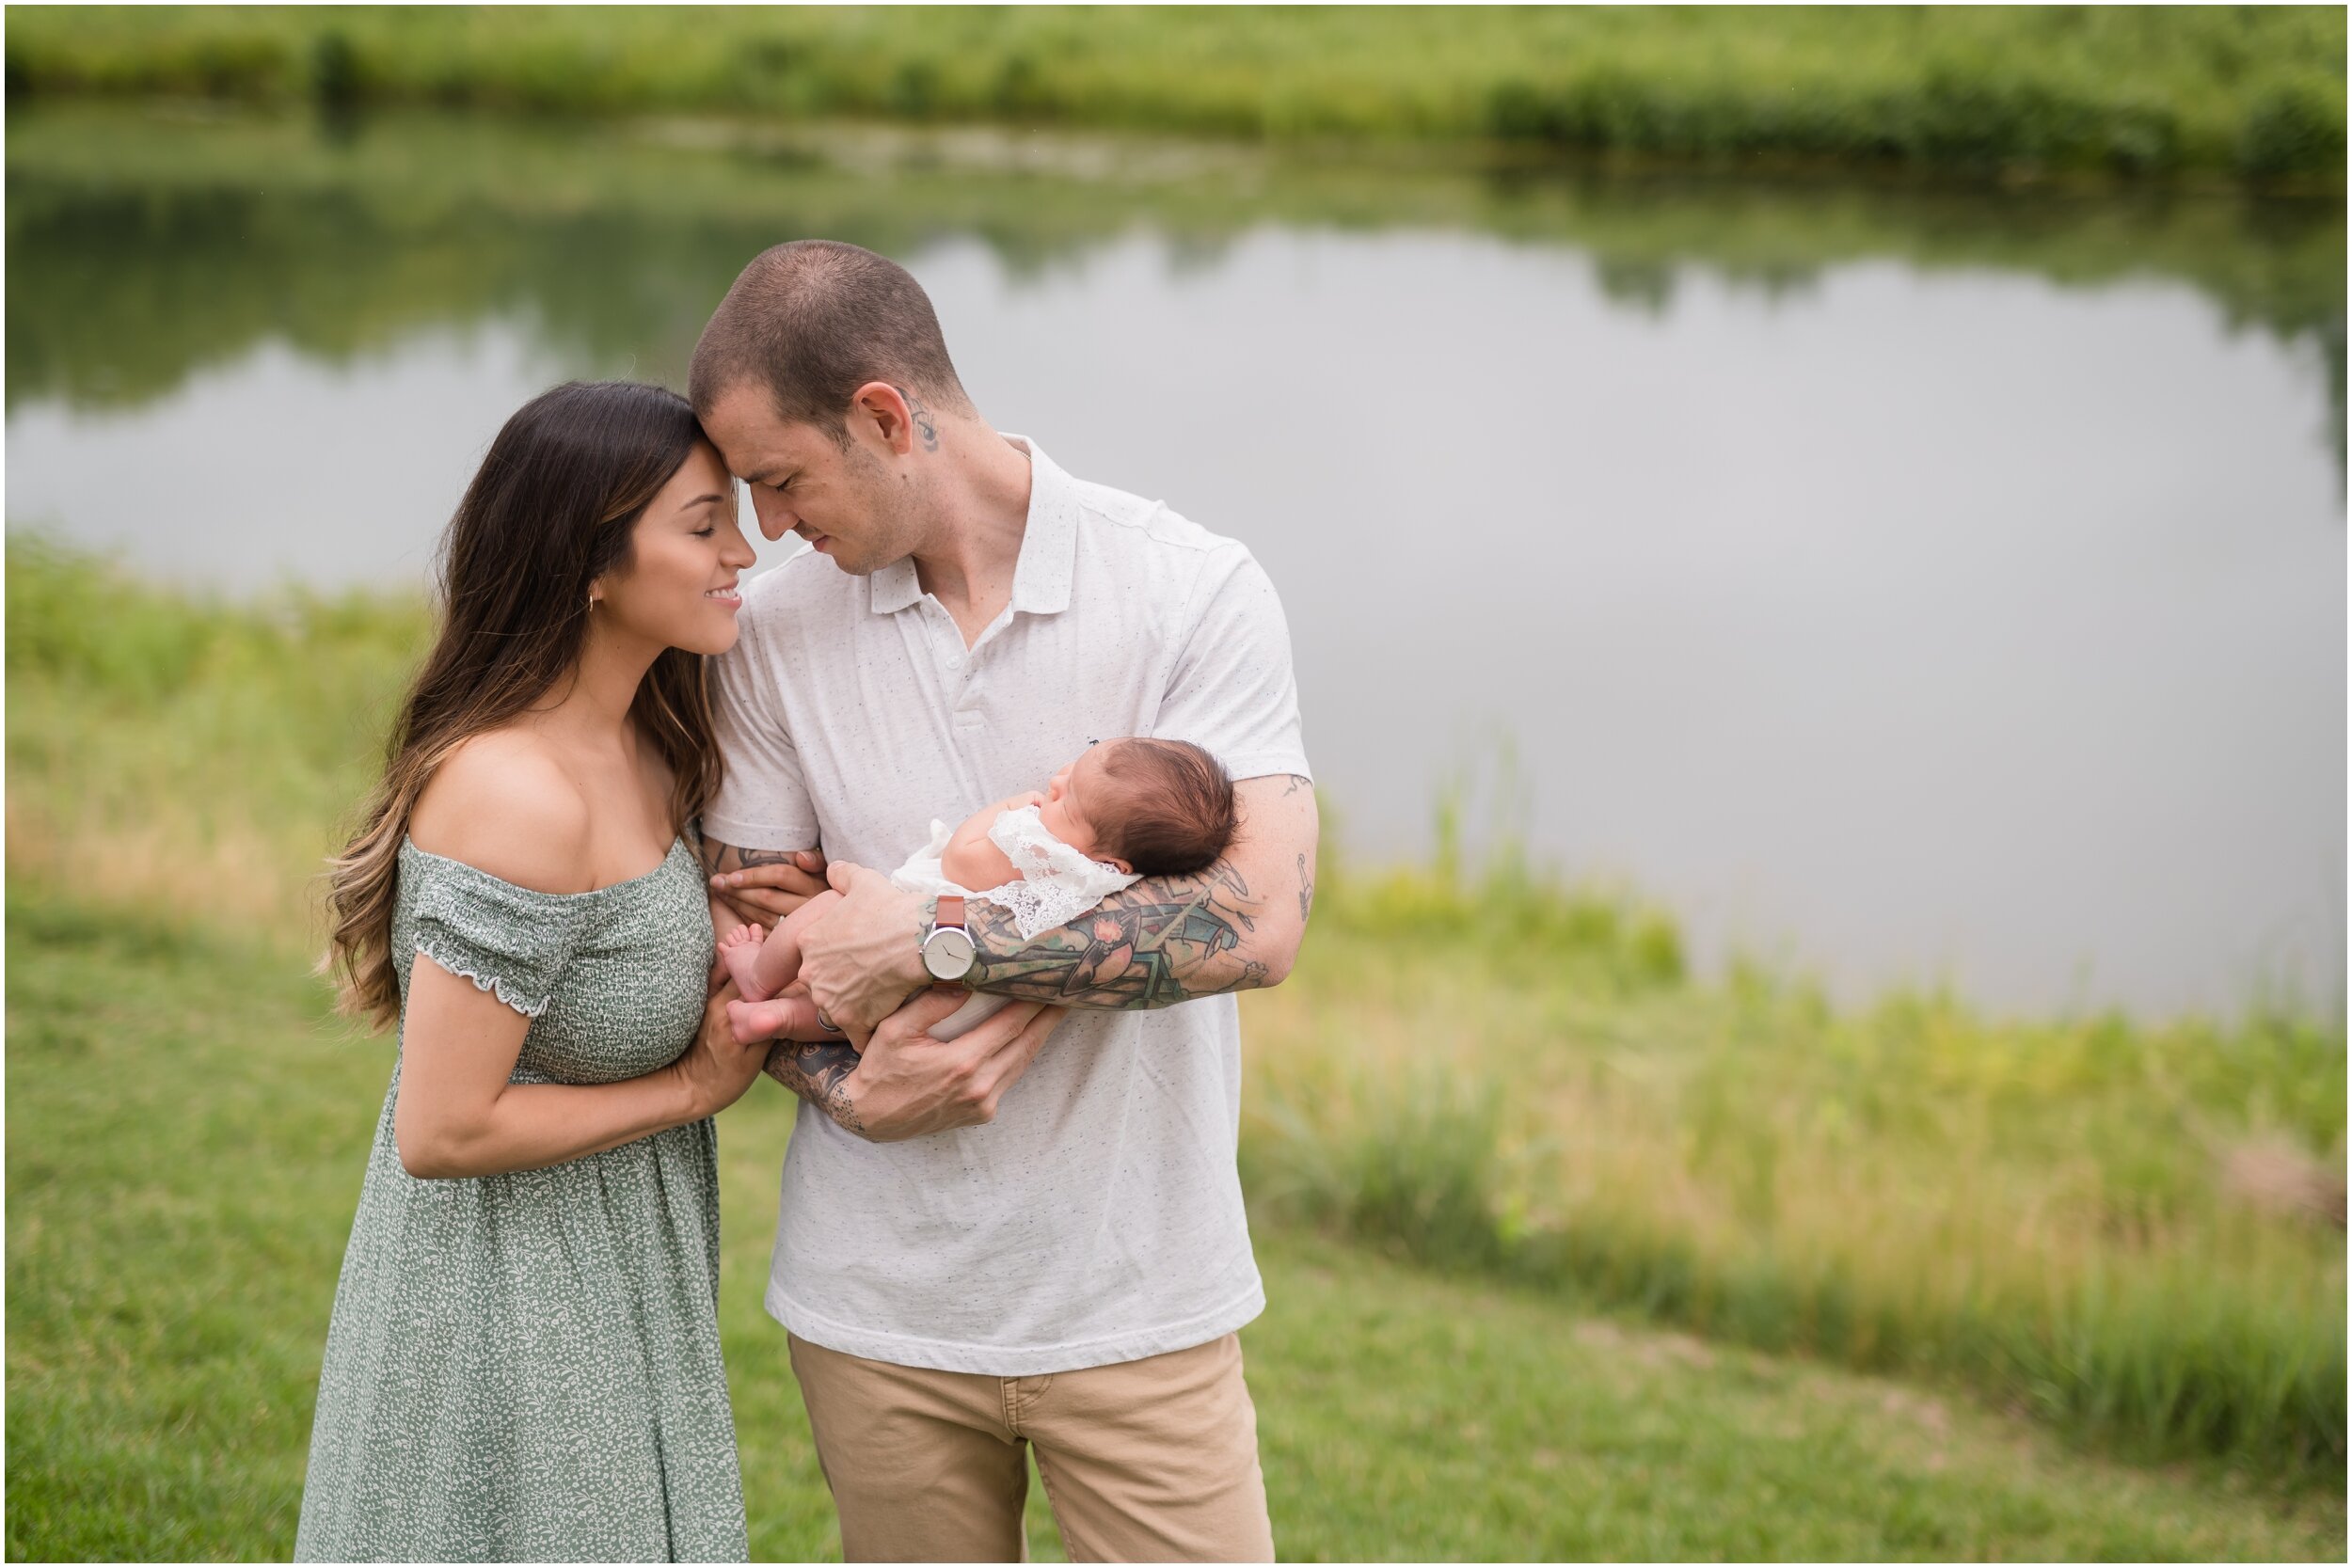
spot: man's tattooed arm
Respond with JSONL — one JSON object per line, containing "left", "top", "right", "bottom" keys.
{"left": 697, "top": 833, "right": 831, "bottom": 935}
{"left": 763, "top": 1039, "right": 866, "bottom": 1135}
{"left": 697, "top": 836, "right": 809, "bottom": 880}
{"left": 965, "top": 773, "right": 1318, "bottom": 1010}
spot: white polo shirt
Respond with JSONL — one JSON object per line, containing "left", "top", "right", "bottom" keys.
{"left": 705, "top": 437, "right": 1311, "bottom": 1375}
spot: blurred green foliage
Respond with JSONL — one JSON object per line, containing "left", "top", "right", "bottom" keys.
{"left": 4, "top": 7, "right": 2344, "bottom": 187}
{"left": 8, "top": 539, "right": 2344, "bottom": 1479}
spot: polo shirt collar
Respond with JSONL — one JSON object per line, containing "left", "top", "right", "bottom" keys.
{"left": 866, "top": 435, "right": 1077, "bottom": 618}
{"left": 867, "top": 559, "right": 922, "bottom": 614}
{"left": 1007, "top": 436, "right": 1077, "bottom": 617}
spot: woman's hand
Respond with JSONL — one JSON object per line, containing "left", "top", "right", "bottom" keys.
{"left": 672, "top": 983, "right": 770, "bottom": 1119}
{"left": 835, "top": 987, "right": 1066, "bottom": 1141}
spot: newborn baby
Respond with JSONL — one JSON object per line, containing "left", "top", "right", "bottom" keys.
{"left": 720, "top": 737, "right": 1237, "bottom": 1045}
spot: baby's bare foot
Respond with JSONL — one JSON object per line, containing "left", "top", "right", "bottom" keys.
{"left": 718, "top": 924, "right": 774, "bottom": 1003}
{"left": 727, "top": 995, "right": 825, "bottom": 1047}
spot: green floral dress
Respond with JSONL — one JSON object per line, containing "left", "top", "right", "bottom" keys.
{"left": 294, "top": 837, "right": 747, "bottom": 1563}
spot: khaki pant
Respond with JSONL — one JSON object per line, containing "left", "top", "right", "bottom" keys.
{"left": 787, "top": 1332, "right": 1276, "bottom": 1562}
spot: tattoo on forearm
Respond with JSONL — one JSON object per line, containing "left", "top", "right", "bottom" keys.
{"left": 698, "top": 836, "right": 801, "bottom": 878}
{"left": 733, "top": 847, "right": 799, "bottom": 869}
{"left": 907, "top": 393, "right": 939, "bottom": 452}
{"left": 1297, "top": 851, "right": 1315, "bottom": 922}
{"left": 967, "top": 855, "right": 1270, "bottom": 1009}
{"left": 764, "top": 1040, "right": 866, "bottom": 1135}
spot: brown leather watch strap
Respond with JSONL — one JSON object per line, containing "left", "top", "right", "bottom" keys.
{"left": 935, "top": 894, "right": 966, "bottom": 929}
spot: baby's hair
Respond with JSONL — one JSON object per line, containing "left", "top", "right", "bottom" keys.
{"left": 1093, "top": 738, "right": 1238, "bottom": 877}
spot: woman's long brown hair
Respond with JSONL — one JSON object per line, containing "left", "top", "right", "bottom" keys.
{"left": 323, "top": 381, "right": 724, "bottom": 1028}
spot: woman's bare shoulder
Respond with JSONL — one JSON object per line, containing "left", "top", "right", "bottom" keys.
{"left": 408, "top": 730, "right": 595, "bottom": 895}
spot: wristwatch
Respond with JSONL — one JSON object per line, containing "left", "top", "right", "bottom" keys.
{"left": 921, "top": 895, "right": 977, "bottom": 982}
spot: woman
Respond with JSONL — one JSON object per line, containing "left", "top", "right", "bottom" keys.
{"left": 297, "top": 382, "right": 1051, "bottom": 1561}
{"left": 296, "top": 380, "right": 764, "bottom": 1560}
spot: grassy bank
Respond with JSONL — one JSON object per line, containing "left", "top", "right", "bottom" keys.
{"left": 6, "top": 540, "right": 2345, "bottom": 1481}
{"left": 8, "top": 895, "right": 2344, "bottom": 1560}
{"left": 1245, "top": 893, "right": 2344, "bottom": 1469}
{"left": 5, "top": 7, "right": 2344, "bottom": 189}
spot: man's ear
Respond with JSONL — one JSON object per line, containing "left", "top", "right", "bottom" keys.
{"left": 850, "top": 381, "right": 914, "bottom": 455}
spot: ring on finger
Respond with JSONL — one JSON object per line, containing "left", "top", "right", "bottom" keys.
{"left": 816, "top": 1008, "right": 844, "bottom": 1035}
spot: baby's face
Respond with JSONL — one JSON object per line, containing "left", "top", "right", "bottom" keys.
{"left": 1036, "top": 742, "right": 1115, "bottom": 859}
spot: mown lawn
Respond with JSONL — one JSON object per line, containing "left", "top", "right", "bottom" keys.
{"left": 6, "top": 895, "right": 2342, "bottom": 1561}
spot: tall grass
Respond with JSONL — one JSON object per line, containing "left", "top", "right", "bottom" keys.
{"left": 5, "top": 7, "right": 2344, "bottom": 188}
{"left": 1243, "top": 878, "right": 2345, "bottom": 1471}
{"left": 4, "top": 535, "right": 426, "bottom": 936}
{"left": 7, "top": 539, "right": 2344, "bottom": 1476}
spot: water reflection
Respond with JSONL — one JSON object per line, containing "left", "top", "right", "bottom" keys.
{"left": 7, "top": 103, "right": 2344, "bottom": 1021}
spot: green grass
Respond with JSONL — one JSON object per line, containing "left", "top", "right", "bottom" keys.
{"left": 4, "top": 7, "right": 2344, "bottom": 187}
{"left": 4, "top": 534, "right": 428, "bottom": 933}
{"left": 5, "top": 540, "right": 2344, "bottom": 1492}
{"left": 8, "top": 895, "right": 2344, "bottom": 1560}
{"left": 1244, "top": 792, "right": 2345, "bottom": 1472}
{"left": 1244, "top": 900, "right": 2346, "bottom": 1470}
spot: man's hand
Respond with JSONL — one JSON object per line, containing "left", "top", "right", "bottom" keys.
{"left": 841, "top": 988, "right": 1066, "bottom": 1140}
{"left": 704, "top": 841, "right": 830, "bottom": 931}
{"left": 797, "top": 863, "right": 933, "bottom": 1036}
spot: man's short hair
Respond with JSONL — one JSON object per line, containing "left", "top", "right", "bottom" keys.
{"left": 1094, "top": 738, "right": 1240, "bottom": 878}
{"left": 688, "top": 240, "right": 971, "bottom": 443}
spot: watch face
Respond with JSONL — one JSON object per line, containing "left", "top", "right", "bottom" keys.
{"left": 924, "top": 927, "right": 977, "bottom": 980}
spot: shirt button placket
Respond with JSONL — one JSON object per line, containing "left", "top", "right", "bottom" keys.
{"left": 930, "top": 604, "right": 967, "bottom": 693}
{"left": 954, "top": 641, "right": 985, "bottom": 733}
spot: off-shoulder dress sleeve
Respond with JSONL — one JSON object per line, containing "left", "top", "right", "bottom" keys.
{"left": 402, "top": 845, "right": 590, "bottom": 1019}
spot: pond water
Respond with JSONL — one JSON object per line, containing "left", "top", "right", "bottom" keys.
{"left": 8, "top": 103, "right": 2344, "bottom": 1021}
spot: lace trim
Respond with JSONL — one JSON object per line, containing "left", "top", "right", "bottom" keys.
{"left": 973, "top": 804, "right": 1141, "bottom": 940}
{"left": 413, "top": 942, "right": 552, "bottom": 1019}
{"left": 885, "top": 809, "right": 1141, "bottom": 941}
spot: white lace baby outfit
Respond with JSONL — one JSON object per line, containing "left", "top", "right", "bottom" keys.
{"left": 890, "top": 803, "right": 1138, "bottom": 1038}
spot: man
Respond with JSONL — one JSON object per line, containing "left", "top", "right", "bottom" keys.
{"left": 689, "top": 240, "right": 1316, "bottom": 1562}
